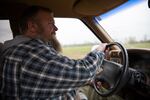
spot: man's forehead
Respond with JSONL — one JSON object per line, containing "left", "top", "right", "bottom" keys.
{"left": 37, "top": 10, "right": 54, "bottom": 20}
{"left": 38, "top": 10, "right": 53, "bottom": 16}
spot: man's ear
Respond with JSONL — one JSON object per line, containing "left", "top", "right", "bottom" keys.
{"left": 27, "top": 20, "right": 37, "bottom": 33}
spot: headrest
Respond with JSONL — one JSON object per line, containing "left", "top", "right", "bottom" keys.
{"left": 0, "top": 43, "right": 4, "bottom": 49}
{"left": 0, "top": 43, "right": 4, "bottom": 54}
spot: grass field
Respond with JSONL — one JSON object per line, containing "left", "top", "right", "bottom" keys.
{"left": 62, "top": 45, "right": 92, "bottom": 59}
{"left": 124, "top": 42, "right": 150, "bottom": 48}
{"left": 62, "top": 42, "right": 150, "bottom": 59}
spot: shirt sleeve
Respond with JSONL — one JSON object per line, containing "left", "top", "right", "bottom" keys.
{"left": 21, "top": 45, "right": 104, "bottom": 93}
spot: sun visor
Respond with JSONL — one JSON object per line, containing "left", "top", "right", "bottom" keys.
{"left": 73, "top": 0, "right": 127, "bottom": 16}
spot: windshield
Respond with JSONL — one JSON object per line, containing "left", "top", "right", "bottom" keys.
{"left": 95, "top": 0, "right": 150, "bottom": 49}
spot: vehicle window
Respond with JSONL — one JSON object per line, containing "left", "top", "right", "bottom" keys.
{"left": 55, "top": 18, "right": 100, "bottom": 59}
{"left": 0, "top": 19, "right": 100, "bottom": 59}
{"left": 95, "top": 0, "right": 150, "bottom": 49}
{"left": 0, "top": 20, "right": 13, "bottom": 43}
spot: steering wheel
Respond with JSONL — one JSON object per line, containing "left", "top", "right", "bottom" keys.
{"left": 93, "top": 42, "right": 129, "bottom": 96}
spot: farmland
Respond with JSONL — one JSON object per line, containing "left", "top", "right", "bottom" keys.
{"left": 62, "top": 42, "right": 150, "bottom": 59}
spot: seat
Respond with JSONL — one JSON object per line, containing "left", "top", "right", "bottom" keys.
{"left": 0, "top": 43, "right": 3, "bottom": 99}
{"left": 0, "top": 42, "right": 4, "bottom": 78}
{"left": 0, "top": 43, "right": 3, "bottom": 54}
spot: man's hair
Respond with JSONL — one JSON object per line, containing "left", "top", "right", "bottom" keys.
{"left": 19, "top": 5, "right": 52, "bottom": 33}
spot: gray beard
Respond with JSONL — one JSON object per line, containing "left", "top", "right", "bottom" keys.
{"left": 49, "top": 35, "right": 62, "bottom": 53}
{"left": 34, "top": 34, "right": 62, "bottom": 53}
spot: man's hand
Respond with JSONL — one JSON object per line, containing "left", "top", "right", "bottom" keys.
{"left": 96, "top": 67, "right": 103, "bottom": 75}
{"left": 92, "top": 43, "right": 111, "bottom": 60}
{"left": 95, "top": 43, "right": 107, "bottom": 52}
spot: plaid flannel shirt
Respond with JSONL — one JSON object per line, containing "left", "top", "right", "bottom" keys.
{"left": 1, "top": 39, "right": 104, "bottom": 100}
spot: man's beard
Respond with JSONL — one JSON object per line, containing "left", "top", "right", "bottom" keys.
{"left": 36, "top": 24, "right": 62, "bottom": 53}
{"left": 49, "top": 34, "right": 62, "bottom": 53}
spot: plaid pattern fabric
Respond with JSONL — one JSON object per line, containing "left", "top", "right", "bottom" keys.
{"left": 1, "top": 39, "right": 104, "bottom": 100}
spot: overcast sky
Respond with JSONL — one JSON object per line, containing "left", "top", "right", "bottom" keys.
{"left": 55, "top": 0, "right": 150, "bottom": 45}
{"left": 99, "top": 0, "right": 150, "bottom": 42}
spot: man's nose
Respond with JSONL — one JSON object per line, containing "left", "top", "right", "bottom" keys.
{"left": 54, "top": 25, "right": 58, "bottom": 31}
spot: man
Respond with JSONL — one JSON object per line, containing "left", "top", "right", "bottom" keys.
{"left": 0, "top": 6, "right": 107, "bottom": 99}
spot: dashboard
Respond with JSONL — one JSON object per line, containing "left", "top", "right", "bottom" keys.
{"left": 109, "top": 48, "right": 150, "bottom": 99}
{"left": 127, "top": 49, "right": 150, "bottom": 85}
{"left": 109, "top": 48, "right": 150, "bottom": 84}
